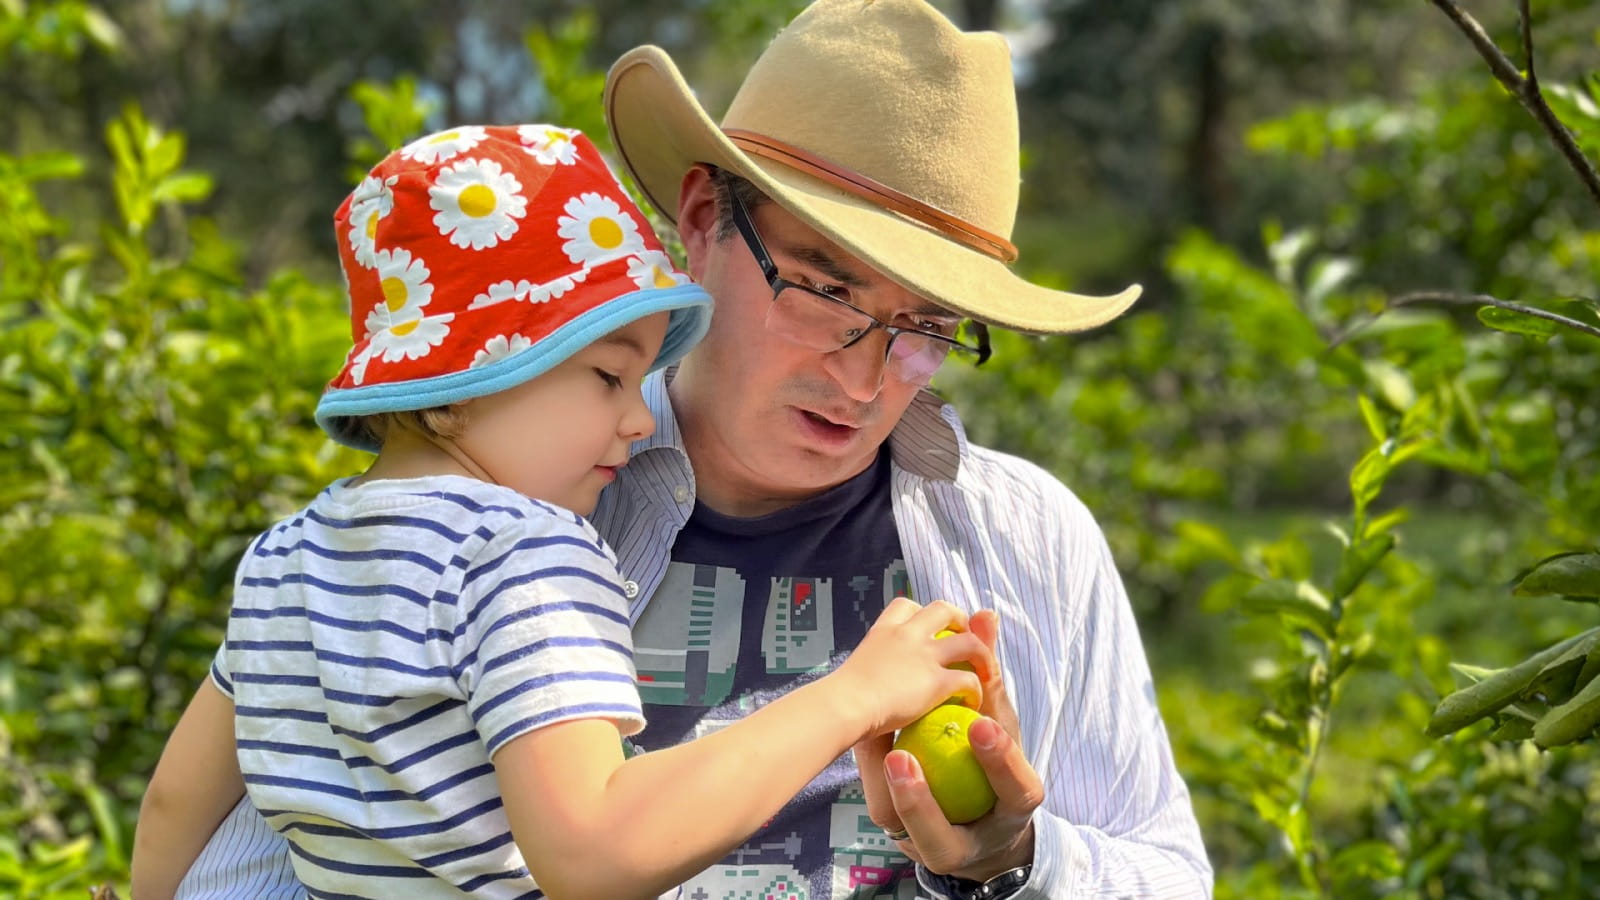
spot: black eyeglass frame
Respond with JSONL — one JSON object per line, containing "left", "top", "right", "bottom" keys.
{"left": 725, "top": 190, "right": 993, "bottom": 369}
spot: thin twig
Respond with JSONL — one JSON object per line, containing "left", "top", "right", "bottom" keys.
{"left": 1391, "top": 291, "right": 1600, "bottom": 338}
{"left": 1324, "top": 290, "right": 1600, "bottom": 350}
{"left": 1428, "top": 0, "right": 1600, "bottom": 210}
{"left": 1517, "top": 0, "right": 1535, "bottom": 82}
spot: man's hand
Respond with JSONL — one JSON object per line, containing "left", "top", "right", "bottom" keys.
{"left": 851, "top": 609, "right": 1044, "bottom": 881}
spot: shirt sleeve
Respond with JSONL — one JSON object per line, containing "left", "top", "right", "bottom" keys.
{"left": 452, "top": 511, "right": 646, "bottom": 757}
{"left": 209, "top": 639, "right": 234, "bottom": 700}
{"left": 1014, "top": 486, "right": 1214, "bottom": 899}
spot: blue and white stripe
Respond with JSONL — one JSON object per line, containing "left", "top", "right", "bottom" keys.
{"left": 208, "top": 475, "right": 643, "bottom": 899}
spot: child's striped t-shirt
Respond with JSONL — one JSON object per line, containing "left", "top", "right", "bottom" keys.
{"left": 211, "top": 474, "right": 644, "bottom": 898}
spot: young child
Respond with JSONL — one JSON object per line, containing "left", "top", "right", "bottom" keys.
{"left": 131, "top": 125, "right": 994, "bottom": 900}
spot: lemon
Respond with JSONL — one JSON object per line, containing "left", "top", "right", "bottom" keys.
{"left": 892, "top": 703, "right": 998, "bottom": 824}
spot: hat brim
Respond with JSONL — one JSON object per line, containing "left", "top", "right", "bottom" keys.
{"left": 316, "top": 283, "right": 712, "bottom": 453}
{"left": 605, "top": 45, "right": 1140, "bottom": 336}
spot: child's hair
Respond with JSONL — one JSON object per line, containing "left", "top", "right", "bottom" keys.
{"left": 313, "top": 124, "right": 714, "bottom": 453}
{"left": 349, "top": 407, "right": 468, "bottom": 450}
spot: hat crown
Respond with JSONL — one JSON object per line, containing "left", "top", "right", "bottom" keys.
{"left": 315, "top": 124, "right": 711, "bottom": 451}
{"left": 722, "top": 0, "right": 1019, "bottom": 237}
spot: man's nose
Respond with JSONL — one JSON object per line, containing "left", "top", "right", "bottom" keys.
{"left": 821, "top": 331, "right": 888, "bottom": 403}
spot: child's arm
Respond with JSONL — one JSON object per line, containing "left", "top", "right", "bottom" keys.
{"left": 493, "top": 597, "right": 994, "bottom": 900}
{"left": 131, "top": 678, "right": 246, "bottom": 900}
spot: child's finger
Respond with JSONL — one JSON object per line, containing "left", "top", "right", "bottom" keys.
{"left": 911, "top": 599, "right": 969, "bottom": 635}
{"left": 873, "top": 595, "right": 921, "bottom": 627}
{"left": 933, "top": 632, "right": 998, "bottom": 688}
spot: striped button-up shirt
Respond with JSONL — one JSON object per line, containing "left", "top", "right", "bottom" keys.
{"left": 178, "top": 372, "right": 1213, "bottom": 899}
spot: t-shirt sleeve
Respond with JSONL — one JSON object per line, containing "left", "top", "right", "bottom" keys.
{"left": 452, "top": 511, "right": 645, "bottom": 757}
{"left": 209, "top": 639, "right": 234, "bottom": 700}
{"left": 211, "top": 532, "right": 268, "bottom": 701}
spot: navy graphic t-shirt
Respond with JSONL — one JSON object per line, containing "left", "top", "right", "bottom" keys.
{"left": 627, "top": 450, "right": 919, "bottom": 899}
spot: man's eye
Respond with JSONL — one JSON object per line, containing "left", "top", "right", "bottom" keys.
{"left": 595, "top": 369, "right": 623, "bottom": 388}
{"left": 912, "top": 318, "right": 958, "bottom": 336}
{"left": 802, "top": 277, "right": 847, "bottom": 298}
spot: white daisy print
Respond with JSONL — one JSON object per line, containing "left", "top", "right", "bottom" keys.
{"left": 364, "top": 248, "right": 434, "bottom": 336}
{"left": 557, "top": 192, "right": 645, "bottom": 267}
{"left": 347, "top": 174, "right": 397, "bottom": 268}
{"left": 368, "top": 312, "right": 455, "bottom": 363}
{"left": 399, "top": 126, "right": 488, "bottom": 165}
{"left": 346, "top": 345, "right": 376, "bottom": 386}
{"left": 430, "top": 157, "right": 527, "bottom": 250}
{"left": 468, "top": 269, "right": 589, "bottom": 309}
{"left": 628, "top": 251, "right": 691, "bottom": 290}
{"left": 471, "top": 333, "right": 533, "bottom": 368}
{"left": 518, "top": 124, "right": 581, "bottom": 165}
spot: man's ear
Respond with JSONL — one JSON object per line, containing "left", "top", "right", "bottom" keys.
{"left": 676, "top": 165, "right": 718, "bottom": 281}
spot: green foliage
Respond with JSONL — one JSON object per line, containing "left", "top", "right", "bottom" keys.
{"left": 526, "top": 12, "right": 609, "bottom": 147}
{"left": 346, "top": 76, "right": 436, "bottom": 179}
{"left": 1, "top": 100, "right": 357, "bottom": 897}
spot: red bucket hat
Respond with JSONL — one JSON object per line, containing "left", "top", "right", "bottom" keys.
{"left": 315, "top": 124, "right": 712, "bottom": 451}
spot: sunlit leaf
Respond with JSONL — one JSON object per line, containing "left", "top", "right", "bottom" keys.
{"left": 1477, "top": 305, "right": 1559, "bottom": 340}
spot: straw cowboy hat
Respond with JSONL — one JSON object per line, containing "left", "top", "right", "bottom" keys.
{"left": 604, "top": 0, "right": 1140, "bottom": 335}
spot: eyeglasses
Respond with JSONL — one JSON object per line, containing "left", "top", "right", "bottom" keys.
{"left": 726, "top": 190, "right": 990, "bottom": 387}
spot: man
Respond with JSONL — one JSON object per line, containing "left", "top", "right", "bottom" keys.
{"left": 172, "top": 1, "right": 1211, "bottom": 897}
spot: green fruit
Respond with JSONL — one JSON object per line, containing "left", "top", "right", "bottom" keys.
{"left": 893, "top": 704, "right": 998, "bottom": 824}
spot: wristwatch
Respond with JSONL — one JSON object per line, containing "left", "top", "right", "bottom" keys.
{"left": 917, "top": 864, "right": 1033, "bottom": 900}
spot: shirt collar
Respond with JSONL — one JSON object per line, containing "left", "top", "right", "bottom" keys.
{"left": 631, "top": 368, "right": 964, "bottom": 483}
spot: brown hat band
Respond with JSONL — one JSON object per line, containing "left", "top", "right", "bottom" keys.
{"left": 724, "top": 129, "right": 1019, "bottom": 264}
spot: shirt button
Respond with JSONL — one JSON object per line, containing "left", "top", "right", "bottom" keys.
{"left": 672, "top": 485, "right": 690, "bottom": 504}
{"left": 622, "top": 580, "right": 640, "bottom": 599}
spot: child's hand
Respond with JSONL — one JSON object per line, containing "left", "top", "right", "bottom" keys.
{"left": 831, "top": 598, "right": 996, "bottom": 739}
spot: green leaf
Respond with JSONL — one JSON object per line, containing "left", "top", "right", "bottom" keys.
{"left": 82, "top": 7, "right": 124, "bottom": 49}
{"left": 1449, "top": 662, "right": 1501, "bottom": 688}
{"left": 80, "top": 779, "right": 124, "bottom": 871}
{"left": 1487, "top": 716, "right": 1535, "bottom": 742}
{"left": 1331, "top": 840, "right": 1402, "bottom": 884}
{"left": 1173, "top": 519, "right": 1242, "bottom": 567}
{"left": 15, "top": 152, "right": 84, "bottom": 182}
{"left": 1428, "top": 628, "right": 1600, "bottom": 736}
{"left": 151, "top": 172, "right": 214, "bottom": 205}
{"left": 1266, "top": 227, "right": 1315, "bottom": 286}
{"left": 1366, "top": 507, "right": 1410, "bottom": 536}
{"left": 1349, "top": 445, "right": 1392, "bottom": 525}
{"left": 1363, "top": 359, "right": 1416, "bottom": 413}
{"left": 1533, "top": 669, "right": 1600, "bottom": 748}
{"left": 1241, "top": 578, "right": 1335, "bottom": 638}
{"left": 1513, "top": 551, "right": 1600, "bottom": 599}
{"left": 1305, "top": 256, "right": 1357, "bottom": 307}
{"left": 1477, "top": 305, "right": 1559, "bottom": 340}
{"left": 1356, "top": 393, "right": 1386, "bottom": 443}
{"left": 1332, "top": 533, "right": 1396, "bottom": 600}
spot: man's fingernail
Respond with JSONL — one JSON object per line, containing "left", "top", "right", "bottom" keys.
{"left": 971, "top": 718, "right": 1000, "bottom": 750}
{"left": 886, "top": 751, "right": 915, "bottom": 784}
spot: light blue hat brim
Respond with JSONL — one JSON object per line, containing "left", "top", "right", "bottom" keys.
{"left": 316, "top": 283, "right": 712, "bottom": 452}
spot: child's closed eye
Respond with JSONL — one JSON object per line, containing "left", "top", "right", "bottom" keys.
{"left": 595, "top": 368, "right": 623, "bottom": 389}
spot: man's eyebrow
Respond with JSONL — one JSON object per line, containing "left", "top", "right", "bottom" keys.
{"left": 905, "top": 304, "right": 961, "bottom": 319}
{"left": 786, "top": 246, "right": 871, "bottom": 289}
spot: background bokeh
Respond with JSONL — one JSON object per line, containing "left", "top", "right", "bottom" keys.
{"left": 4, "top": 1, "right": 1599, "bottom": 896}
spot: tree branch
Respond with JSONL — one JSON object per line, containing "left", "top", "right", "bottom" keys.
{"left": 1324, "top": 291, "right": 1600, "bottom": 349}
{"left": 1393, "top": 291, "right": 1600, "bottom": 338}
{"left": 1428, "top": 0, "right": 1600, "bottom": 210}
